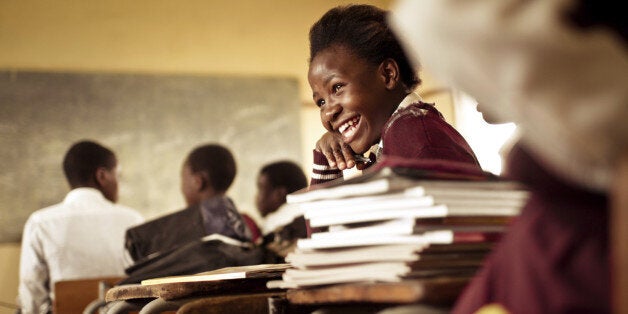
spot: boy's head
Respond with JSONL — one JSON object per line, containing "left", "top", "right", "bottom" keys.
{"left": 180, "top": 143, "right": 236, "bottom": 207}
{"left": 63, "top": 140, "right": 119, "bottom": 202}
{"left": 308, "top": 4, "right": 421, "bottom": 155}
{"left": 255, "top": 161, "right": 307, "bottom": 217}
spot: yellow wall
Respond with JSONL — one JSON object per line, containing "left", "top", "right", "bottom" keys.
{"left": 0, "top": 1, "right": 453, "bottom": 309}
{"left": 0, "top": 244, "right": 20, "bottom": 313}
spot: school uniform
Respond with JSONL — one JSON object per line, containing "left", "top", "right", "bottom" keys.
{"left": 310, "top": 92, "right": 481, "bottom": 185}
{"left": 125, "top": 195, "right": 251, "bottom": 262}
{"left": 453, "top": 143, "right": 609, "bottom": 313}
{"left": 241, "top": 213, "right": 262, "bottom": 244}
{"left": 121, "top": 195, "right": 258, "bottom": 284}
{"left": 18, "top": 188, "right": 144, "bottom": 314}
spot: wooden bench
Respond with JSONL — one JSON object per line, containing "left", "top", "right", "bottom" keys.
{"left": 53, "top": 276, "right": 123, "bottom": 314}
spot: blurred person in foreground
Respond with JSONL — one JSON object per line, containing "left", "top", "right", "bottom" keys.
{"left": 389, "top": 0, "right": 627, "bottom": 313}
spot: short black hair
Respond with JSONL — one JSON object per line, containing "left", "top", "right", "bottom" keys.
{"left": 260, "top": 161, "right": 308, "bottom": 194}
{"left": 63, "top": 140, "right": 116, "bottom": 188}
{"left": 186, "top": 144, "right": 236, "bottom": 193}
{"left": 309, "top": 4, "right": 420, "bottom": 90}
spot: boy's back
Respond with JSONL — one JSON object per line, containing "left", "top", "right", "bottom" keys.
{"left": 125, "top": 195, "right": 251, "bottom": 263}
{"left": 19, "top": 188, "right": 143, "bottom": 312}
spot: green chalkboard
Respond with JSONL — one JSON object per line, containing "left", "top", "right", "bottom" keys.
{"left": 0, "top": 70, "right": 302, "bottom": 243}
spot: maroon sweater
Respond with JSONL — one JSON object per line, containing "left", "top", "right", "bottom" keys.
{"left": 310, "top": 102, "right": 481, "bottom": 185}
{"left": 453, "top": 143, "right": 609, "bottom": 314}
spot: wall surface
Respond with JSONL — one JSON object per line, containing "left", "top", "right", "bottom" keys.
{"left": 0, "top": 244, "right": 20, "bottom": 314}
{"left": 0, "top": 0, "right": 456, "bottom": 310}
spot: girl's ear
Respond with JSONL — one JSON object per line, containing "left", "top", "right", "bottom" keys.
{"left": 379, "top": 59, "right": 401, "bottom": 90}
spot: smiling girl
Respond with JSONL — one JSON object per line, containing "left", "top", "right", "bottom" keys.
{"left": 308, "top": 4, "right": 481, "bottom": 185}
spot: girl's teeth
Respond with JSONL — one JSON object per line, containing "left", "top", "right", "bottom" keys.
{"left": 338, "top": 117, "right": 359, "bottom": 136}
{"left": 344, "top": 125, "right": 357, "bottom": 138}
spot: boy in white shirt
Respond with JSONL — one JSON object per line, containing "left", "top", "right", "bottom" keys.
{"left": 17, "top": 140, "right": 143, "bottom": 314}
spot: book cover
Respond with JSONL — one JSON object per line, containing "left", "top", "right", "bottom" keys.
{"left": 312, "top": 217, "right": 509, "bottom": 241}
{"left": 296, "top": 229, "right": 501, "bottom": 250}
{"left": 286, "top": 243, "right": 489, "bottom": 268}
{"left": 299, "top": 184, "right": 527, "bottom": 220}
{"left": 276, "top": 258, "right": 483, "bottom": 288}
{"left": 140, "top": 263, "right": 291, "bottom": 286}
{"left": 307, "top": 206, "right": 450, "bottom": 228}
{"left": 286, "top": 155, "right": 506, "bottom": 204}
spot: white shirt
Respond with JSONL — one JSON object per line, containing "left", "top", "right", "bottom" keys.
{"left": 262, "top": 203, "right": 304, "bottom": 235}
{"left": 389, "top": 0, "right": 628, "bottom": 191}
{"left": 18, "top": 188, "right": 144, "bottom": 314}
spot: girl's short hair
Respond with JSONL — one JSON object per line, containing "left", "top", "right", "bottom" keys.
{"left": 309, "top": 4, "right": 420, "bottom": 90}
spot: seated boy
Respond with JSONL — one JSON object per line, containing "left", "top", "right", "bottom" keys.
{"left": 18, "top": 140, "right": 144, "bottom": 313}
{"left": 125, "top": 143, "right": 251, "bottom": 262}
{"left": 254, "top": 161, "right": 308, "bottom": 258}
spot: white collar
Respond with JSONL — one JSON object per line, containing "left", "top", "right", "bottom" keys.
{"left": 64, "top": 187, "right": 107, "bottom": 204}
{"left": 371, "top": 92, "right": 423, "bottom": 155}
{"left": 397, "top": 92, "right": 422, "bottom": 111}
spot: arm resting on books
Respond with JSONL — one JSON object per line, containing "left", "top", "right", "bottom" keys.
{"left": 310, "top": 149, "right": 343, "bottom": 186}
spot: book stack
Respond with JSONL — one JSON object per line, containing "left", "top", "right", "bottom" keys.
{"left": 267, "top": 160, "right": 528, "bottom": 289}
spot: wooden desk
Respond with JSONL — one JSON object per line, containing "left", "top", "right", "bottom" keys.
{"left": 106, "top": 278, "right": 273, "bottom": 302}
{"left": 175, "top": 291, "right": 285, "bottom": 314}
{"left": 105, "top": 278, "right": 284, "bottom": 313}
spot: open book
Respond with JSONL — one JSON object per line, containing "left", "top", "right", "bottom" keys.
{"left": 140, "top": 263, "right": 291, "bottom": 286}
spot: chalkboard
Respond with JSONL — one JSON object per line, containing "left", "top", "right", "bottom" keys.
{"left": 0, "top": 70, "right": 302, "bottom": 243}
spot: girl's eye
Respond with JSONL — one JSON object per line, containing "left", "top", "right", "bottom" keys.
{"left": 332, "top": 84, "right": 343, "bottom": 93}
{"left": 316, "top": 99, "right": 326, "bottom": 107}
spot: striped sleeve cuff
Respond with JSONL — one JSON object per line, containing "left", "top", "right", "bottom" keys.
{"left": 310, "top": 149, "right": 342, "bottom": 186}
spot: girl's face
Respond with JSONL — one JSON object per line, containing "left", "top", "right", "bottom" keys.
{"left": 308, "top": 45, "right": 398, "bottom": 154}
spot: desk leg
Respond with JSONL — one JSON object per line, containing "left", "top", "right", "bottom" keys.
{"left": 83, "top": 299, "right": 106, "bottom": 314}
{"left": 105, "top": 299, "right": 148, "bottom": 314}
{"left": 138, "top": 297, "right": 193, "bottom": 314}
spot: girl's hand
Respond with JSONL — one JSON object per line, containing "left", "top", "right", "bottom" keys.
{"left": 315, "top": 132, "right": 356, "bottom": 170}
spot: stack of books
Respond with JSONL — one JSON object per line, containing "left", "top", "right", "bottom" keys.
{"left": 267, "top": 159, "right": 528, "bottom": 289}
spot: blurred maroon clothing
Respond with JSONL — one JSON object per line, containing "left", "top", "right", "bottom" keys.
{"left": 241, "top": 213, "right": 261, "bottom": 244}
{"left": 453, "top": 143, "right": 609, "bottom": 314}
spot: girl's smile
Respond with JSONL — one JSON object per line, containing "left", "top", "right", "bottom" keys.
{"left": 308, "top": 45, "right": 401, "bottom": 154}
